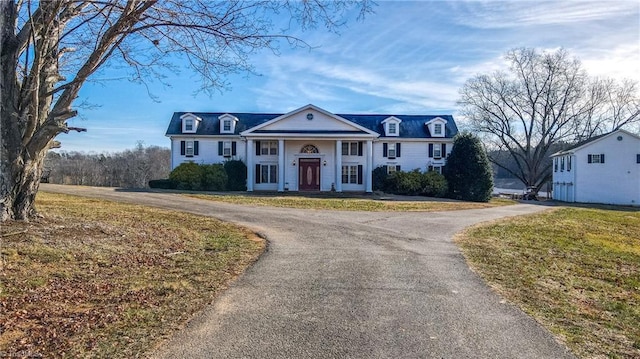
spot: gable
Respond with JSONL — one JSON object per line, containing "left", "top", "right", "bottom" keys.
{"left": 552, "top": 130, "right": 640, "bottom": 157}
{"left": 242, "top": 104, "right": 378, "bottom": 136}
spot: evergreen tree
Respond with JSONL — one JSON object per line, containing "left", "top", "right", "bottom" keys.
{"left": 443, "top": 133, "right": 494, "bottom": 202}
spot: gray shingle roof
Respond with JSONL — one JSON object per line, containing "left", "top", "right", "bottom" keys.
{"left": 165, "top": 112, "right": 458, "bottom": 138}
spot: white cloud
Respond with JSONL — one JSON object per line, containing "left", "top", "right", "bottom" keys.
{"left": 453, "top": 1, "right": 639, "bottom": 29}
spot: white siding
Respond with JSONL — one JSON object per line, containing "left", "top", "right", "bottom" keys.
{"left": 373, "top": 140, "right": 453, "bottom": 172}
{"left": 170, "top": 137, "right": 245, "bottom": 169}
{"left": 552, "top": 131, "right": 640, "bottom": 206}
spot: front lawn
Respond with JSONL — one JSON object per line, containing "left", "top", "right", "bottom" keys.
{"left": 0, "top": 192, "right": 265, "bottom": 358}
{"left": 187, "top": 193, "right": 515, "bottom": 211}
{"left": 455, "top": 206, "right": 640, "bottom": 358}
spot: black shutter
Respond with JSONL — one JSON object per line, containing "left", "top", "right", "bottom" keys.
{"left": 255, "top": 141, "right": 261, "bottom": 156}
{"left": 428, "top": 165, "right": 433, "bottom": 172}
{"left": 396, "top": 165, "right": 401, "bottom": 172}
{"left": 428, "top": 144, "right": 433, "bottom": 157}
{"left": 396, "top": 143, "right": 401, "bottom": 158}
{"left": 588, "top": 154, "right": 592, "bottom": 163}
{"left": 255, "top": 164, "right": 261, "bottom": 184}
{"left": 232, "top": 141, "right": 237, "bottom": 156}
{"left": 358, "top": 142, "right": 363, "bottom": 156}
{"left": 601, "top": 153, "right": 605, "bottom": 163}
{"left": 180, "top": 141, "right": 185, "bottom": 155}
{"left": 637, "top": 154, "right": 640, "bottom": 164}
{"left": 383, "top": 165, "right": 388, "bottom": 174}
{"left": 383, "top": 143, "right": 388, "bottom": 158}
{"left": 218, "top": 141, "right": 223, "bottom": 156}
{"left": 357, "top": 165, "right": 363, "bottom": 185}
{"left": 194, "top": 141, "right": 199, "bottom": 156}
{"left": 441, "top": 143, "right": 446, "bottom": 157}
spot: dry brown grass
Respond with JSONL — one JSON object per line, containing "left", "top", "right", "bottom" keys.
{"left": 456, "top": 206, "right": 640, "bottom": 358}
{"left": 187, "top": 193, "right": 515, "bottom": 211}
{"left": 0, "top": 192, "right": 265, "bottom": 358}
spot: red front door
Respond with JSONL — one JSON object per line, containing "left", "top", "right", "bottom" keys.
{"left": 298, "top": 158, "right": 321, "bottom": 191}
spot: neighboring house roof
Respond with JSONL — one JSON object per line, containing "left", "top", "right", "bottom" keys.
{"left": 165, "top": 111, "right": 458, "bottom": 138}
{"left": 551, "top": 129, "right": 640, "bottom": 157}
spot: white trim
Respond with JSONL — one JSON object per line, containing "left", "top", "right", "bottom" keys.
{"left": 551, "top": 129, "right": 640, "bottom": 157}
{"left": 218, "top": 113, "right": 239, "bottom": 134}
{"left": 381, "top": 116, "right": 402, "bottom": 137}
{"left": 424, "top": 117, "right": 447, "bottom": 138}
{"left": 241, "top": 104, "right": 380, "bottom": 137}
{"left": 180, "top": 113, "right": 202, "bottom": 133}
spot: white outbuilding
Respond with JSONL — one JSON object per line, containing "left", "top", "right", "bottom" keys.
{"left": 551, "top": 129, "right": 640, "bottom": 206}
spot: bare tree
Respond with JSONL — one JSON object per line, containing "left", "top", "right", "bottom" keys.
{"left": 0, "top": 0, "right": 374, "bottom": 220}
{"left": 44, "top": 143, "right": 170, "bottom": 187}
{"left": 459, "top": 48, "right": 639, "bottom": 193}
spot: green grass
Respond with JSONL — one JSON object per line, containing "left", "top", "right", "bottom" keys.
{"left": 0, "top": 192, "right": 265, "bottom": 358}
{"left": 187, "top": 193, "right": 515, "bottom": 211}
{"left": 455, "top": 206, "right": 640, "bottom": 358}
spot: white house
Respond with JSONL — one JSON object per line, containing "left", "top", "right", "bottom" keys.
{"left": 165, "top": 104, "right": 458, "bottom": 192}
{"left": 551, "top": 129, "right": 640, "bottom": 206}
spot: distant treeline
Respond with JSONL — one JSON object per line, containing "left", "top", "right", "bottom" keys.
{"left": 43, "top": 144, "right": 170, "bottom": 188}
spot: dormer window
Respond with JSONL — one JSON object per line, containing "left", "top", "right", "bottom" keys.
{"left": 219, "top": 114, "right": 238, "bottom": 134}
{"left": 388, "top": 123, "right": 397, "bottom": 135}
{"left": 180, "top": 113, "right": 201, "bottom": 133}
{"left": 425, "top": 117, "right": 447, "bottom": 138}
{"left": 381, "top": 116, "right": 402, "bottom": 137}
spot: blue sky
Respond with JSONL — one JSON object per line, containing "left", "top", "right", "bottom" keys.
{"left": 60, "top": 0, "right": 640, "bottom": 153}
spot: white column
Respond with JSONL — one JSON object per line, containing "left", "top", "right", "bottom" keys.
{"left": 335, "top": 140, "right": 342, "bottom": 192}
{"left": 278, "top": 139, "right": 285, "bottom": 192}
{"left": 246, "top": 139, "right": 254, "bottom": 191}
{"left": 366, "top": 140, "right": 373, "bottom": 193}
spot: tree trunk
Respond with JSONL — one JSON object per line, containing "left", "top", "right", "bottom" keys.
{"left": 0, "top": 1, "right": 53, "bottom": 221}
{"left": 0, "top": 148, "right": 47, "bottom": 221}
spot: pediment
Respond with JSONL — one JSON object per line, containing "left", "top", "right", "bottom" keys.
{"left": 241, "top": 104, "right": 378, "bottom": 136}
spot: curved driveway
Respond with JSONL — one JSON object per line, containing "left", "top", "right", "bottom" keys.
{"left": 41, "top": 184, "right": 574, "bottom": 359}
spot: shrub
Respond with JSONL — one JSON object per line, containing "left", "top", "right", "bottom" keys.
{"left": 421, "top": 171, "right": 448, "bottom": 197}
{"left": 443, "top": 132, "right": 493, "bottom": 202}
{"left": 148, "top": 179, "right": 176, "bottom": 189}
{"left": 372, "top": 166, "right": 389, "bottom": 191}
{"left": 224, "top": 160, "right": 247, "bottom": 191}
{"left": 201, "top": 164, "right": 228, "bottom": 191}
{"left": 387, "top": 169, "right": 424, "bottom": 195}
{"left": 169, "top": 162, "right": 203, "bottom": 190}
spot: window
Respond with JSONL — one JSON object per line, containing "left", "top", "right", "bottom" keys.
{"left": 434, "top": 123, "right": 442, "bottom": 135}
{"left": 387, "top": 145, "right": 396, "bottom": 158}
{"left": 433, "top": 146, "right": 442, "bottom": 159}
{"left": 384, "top": 143, "right": 401, "bottom": 158}
{"left": 387, "top": 165, "right": 400, "bottom": 174}
{"left": 181, "top": 140, "right": 198, "bottom": 157}
{"left": 388, "top": 122, "right": 397, "bottom": 135}
{"left": 567, "top": 156, "right": 572, "bottom": 171}
{"left": 184, "top": 119, "right": 194, "bottom": 132}
{"left": 428, "top": 165, "right": 442, "bottom": 174}
{"left": 223, "top": 141, "right": 232, "bottom": 157}
{"left": 260, "top": 164, "right": 278, "bottom": 183}
{"left": 560, "top": 157, "right": 565, "bottom": 171}
{"left": 185, "top": 141, "right": 194, "bottom": 156}
{"left": 261, "top": 141, "right": 278, "bottom": 155}
{"left": 301, "top": 144, "right": 319, "bottom": 154}
{"left": 341, "top": 165, "right": 362, "bottom": 184}
{"left": 588, "top": 154, "right": 604, "bottom": 164}
{"left": 341, "top": 142, "right": 360, "bottom": 156}
{"left": 223, "top": 120, "right": 231, "bottom": 132}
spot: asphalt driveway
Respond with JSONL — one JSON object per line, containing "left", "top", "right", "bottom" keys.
{"left": 40, "top": 184, "right": 574, "bottom": 359}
